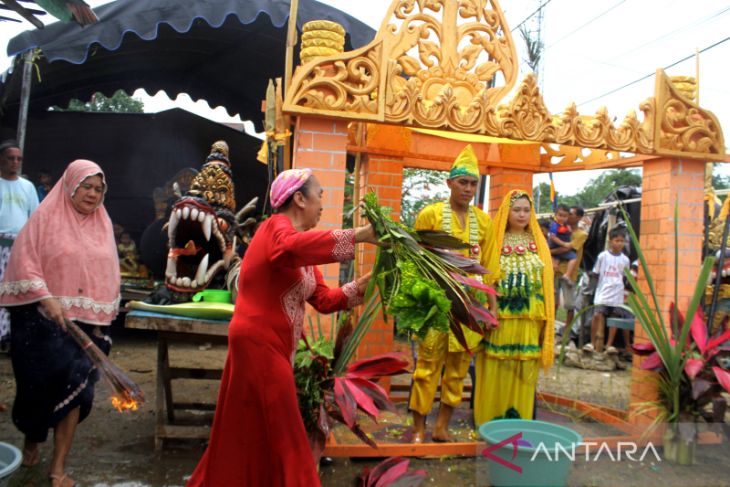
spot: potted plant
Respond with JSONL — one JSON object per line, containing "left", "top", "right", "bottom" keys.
{"left": 622, "top": 206, "right": 730, "bottom": 465}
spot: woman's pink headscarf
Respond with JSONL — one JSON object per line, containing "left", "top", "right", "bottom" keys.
{"left": 270, "top": 168, "right": 312, "bottom": 209}
{"left": 0, "top": 159, "right": 120, "bottom": 325}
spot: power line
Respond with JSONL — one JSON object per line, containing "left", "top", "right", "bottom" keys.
{"left": 577, "top": 34, "right": 730, "bottom": 107}
{"left": 547, "top": 0, "right": 627, "bottom": 48}
{"left": 607, "top": 5, "right": 730, "bottom": 62}
{"left": 510, "top": 0, "right": 554, "bottom": 33}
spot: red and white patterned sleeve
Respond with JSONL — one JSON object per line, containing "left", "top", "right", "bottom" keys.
{"left": 307, "top": 267, "right": 364, "bottom": 313}
{"left": 269, "top": 215, "right": 356, "bottom": 268}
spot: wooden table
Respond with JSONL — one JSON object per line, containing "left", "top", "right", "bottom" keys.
{"left": 125, "top": 310, "right": 229, "bottom": 448}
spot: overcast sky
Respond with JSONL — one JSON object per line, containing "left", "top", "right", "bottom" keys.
{"left": 1, "top": 0, "right": 728, "bottom": 194}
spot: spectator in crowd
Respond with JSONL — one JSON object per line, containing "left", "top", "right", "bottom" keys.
{"left": 548, "top": 204, "right": 578, "bottom": 285}
{"left": 0, "top": 140, "right": 39, "bottom": 351}
{"left": 552, "top": 206, "right": 588, "bottom": 332}
{"left": 584, "top": 228, "right": 630, "bottom": 353}
{"left": 36, "top": 171, "right": 53, "bottom": 202}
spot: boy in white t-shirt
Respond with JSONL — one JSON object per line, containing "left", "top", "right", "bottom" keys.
{"left": 584, "top": 228, "right": 630, "bottom": 353}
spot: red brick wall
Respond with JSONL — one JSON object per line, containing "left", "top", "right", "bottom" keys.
{"left": 355, "top": 155, "right": 404, "bottom": 364}
{"left": 292, "top": 116, "right": 349, "bottom": 338}
{"left": 488, "top": 167, "right": 534, "bottom": 215}
{"left": 630, "top": 157, "right": 705, "bottom": 423}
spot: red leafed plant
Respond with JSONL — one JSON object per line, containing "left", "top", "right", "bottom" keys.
{"left": 358, "top": 457, "right": 427, "bottom": 487}
{"left": 295, "top": 309, "right": 409, "bottom": 461}
{"left": 632, "top": 304, "right": 730, "bottom": 428}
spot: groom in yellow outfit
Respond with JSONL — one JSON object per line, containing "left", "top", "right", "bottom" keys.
{"left": 409, "top": 144, "right": 497, "bottom": 443}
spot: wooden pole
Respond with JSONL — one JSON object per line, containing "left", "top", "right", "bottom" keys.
{"left": 282, "top": 0, "right": 300, "bottom": 171}
{"left": 16, "top": 50, "right": 34, "bottom": 153}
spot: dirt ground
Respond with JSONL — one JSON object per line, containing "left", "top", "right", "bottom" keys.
{"left": 1, "top": 327, "right": 728, "bottom": 487}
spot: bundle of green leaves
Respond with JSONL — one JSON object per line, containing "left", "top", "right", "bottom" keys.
{"left": 361, "top": 192, "right": 497, "bottom": 349}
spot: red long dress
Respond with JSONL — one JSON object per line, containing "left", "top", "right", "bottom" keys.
{"left": 187, "top": 214, "right": 359, "bottom": 487}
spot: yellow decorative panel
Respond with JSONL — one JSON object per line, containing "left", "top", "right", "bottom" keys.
{"left": 284, "top": 0, "right": 725, "bottom": 160}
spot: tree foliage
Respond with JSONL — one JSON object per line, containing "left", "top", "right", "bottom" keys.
{"left": 533, "top": 169, "right": 642, "bottom": 213}
{"left": 400, "top": 168, "right": 448, "bottom": 227}
{"left": 53, "top": 90, "right": 144, "bottom": 113}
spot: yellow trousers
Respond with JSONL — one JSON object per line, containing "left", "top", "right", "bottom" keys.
{"left": 409, "top": 330, "right": 473, "bottom": 415}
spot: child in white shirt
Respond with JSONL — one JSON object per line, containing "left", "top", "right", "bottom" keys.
{"left": 584, "top": 228, "right": 630, "bottom": 353}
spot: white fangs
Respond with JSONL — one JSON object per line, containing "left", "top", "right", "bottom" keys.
{"left": 165, "top": 257, "right": 176, "bottom": 278}
{"left": 195, "top": 254, "right": 209, "bottom": 285}
{"left": 203, "top": 215, "right": 212, "bottom": 241}
{"left": 182, "top": 207, "right": 190, "bottom": 220}
{"left": 168, "top": 211, "right": 179, "bottom": 240}
{"left": 191, "top": 208, "right": 199, "bottom": 221}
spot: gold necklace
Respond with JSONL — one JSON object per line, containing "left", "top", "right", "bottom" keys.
{"left": 503, "top": 231, "right": 532, "bottom": 246}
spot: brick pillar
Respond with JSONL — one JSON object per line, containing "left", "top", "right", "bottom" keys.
{"left": 629, "top": 157, "right": 705, "bottom": 424}
{"left": 292, "top": 116, "right": 349, "bottom": 338}
{"left": 355, "top": 156, "right": 403, "bottom": 367}
{"left": 488, "top": 167, "right": 534, "bottom": 216}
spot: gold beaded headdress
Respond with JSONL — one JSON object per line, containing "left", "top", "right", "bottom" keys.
{"left": 509, "top": 190, "right": 530, "bottom": 207}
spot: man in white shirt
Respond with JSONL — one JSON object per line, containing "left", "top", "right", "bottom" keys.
{"left": 0, "top": 140, "right": 39, "bottom": 350}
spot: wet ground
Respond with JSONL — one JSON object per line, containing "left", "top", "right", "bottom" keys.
{"left": 1, "top": 328, "right": 728, "bottom": 486}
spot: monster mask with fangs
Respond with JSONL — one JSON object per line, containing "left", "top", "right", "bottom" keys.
{"left": 164, "top": 141, "right": 258, "bottom": 297}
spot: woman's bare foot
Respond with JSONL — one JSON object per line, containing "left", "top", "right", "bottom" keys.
{"left": 22, "top": 445, "right": 40, "bottom": 467}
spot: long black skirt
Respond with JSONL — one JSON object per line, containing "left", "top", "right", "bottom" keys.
{"left": 9, "top": 304, "right": 112, "bottom": 442}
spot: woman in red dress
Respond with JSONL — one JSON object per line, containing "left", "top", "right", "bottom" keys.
{"left": 187, "top": 169, "right": 377, "bottom": 486}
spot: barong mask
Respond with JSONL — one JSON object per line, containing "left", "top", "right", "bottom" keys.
{"left": 165, "top": 141, "right": 256, "bottom": 293}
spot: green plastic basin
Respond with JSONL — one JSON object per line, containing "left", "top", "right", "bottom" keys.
{"left": 479, "top": 419, "right": 582, "bottom": 487}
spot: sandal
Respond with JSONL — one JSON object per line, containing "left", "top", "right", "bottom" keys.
{"left": 49, "top": 472, "right": 77, "bottom": 487}
{"left": 22, "top": 447, "right": 40, "bottom": 467}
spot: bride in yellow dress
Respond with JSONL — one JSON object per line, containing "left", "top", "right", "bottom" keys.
{"left": 474, "top": 190, "right": 555, "bottom": 425}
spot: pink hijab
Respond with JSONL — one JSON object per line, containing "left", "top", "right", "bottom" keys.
{"left": 270, "top": 168, "right": 312, "bottom": 209}
{"left": 0, "top": 160, "right": 120, "bottom": 325}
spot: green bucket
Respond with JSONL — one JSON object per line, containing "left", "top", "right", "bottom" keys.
{"left": 479, "top": 419, "right": 582, "bottom": 487}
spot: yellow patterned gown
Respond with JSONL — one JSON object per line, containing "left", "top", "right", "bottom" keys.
{"left": 474, "top": 231, "right": 547, "bottom": 425}
{"left": 474, "top": 190, "right": 555, "bottom": 426}
{"left": 408, "top": 202, "right": 494, "bottom": 415}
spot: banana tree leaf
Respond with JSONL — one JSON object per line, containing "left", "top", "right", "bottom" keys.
{"left": 712, "top": 366, "right": 730, "bottom": 394}
{"left": 345, "top": 353, "right": 410, "bottom": 379}
{"left": 347, "top": 377, "right": 396, "bottom": 413}
{"left": 449, "top": 272, "right": 497, "bottom": 294}
{"left": 334, "top": 377, "right": 357, "bottom": 428}
{"left": 416, "top": 230, "right": 471, "bottom": 250}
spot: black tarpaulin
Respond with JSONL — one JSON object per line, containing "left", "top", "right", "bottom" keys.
{"left": 18, "top": 108, "right": 268, "bottom": 238}
{"left": 0, "top": 0, "right": 375, "bottom": 131}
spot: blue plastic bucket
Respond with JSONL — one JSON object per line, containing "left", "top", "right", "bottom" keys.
{"left": 0, "top": 442, "right": 22, "bottom": 487}
{"left": 479, "top": 419, "right": 583, "bottom": 487}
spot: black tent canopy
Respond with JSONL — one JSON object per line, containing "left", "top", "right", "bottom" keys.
{"left": 1, "top": 0, "right": 375, "bottom": 130}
